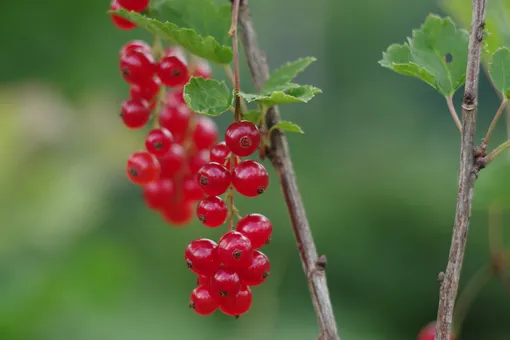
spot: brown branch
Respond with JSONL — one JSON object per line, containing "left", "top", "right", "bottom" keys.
{"left": 435, "top": 0, "right": 487, "bottom": 339}
{"left": 236, "top": 2, "right": 339, "bottom": 339}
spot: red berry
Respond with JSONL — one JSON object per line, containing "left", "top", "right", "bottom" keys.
{"left": 192, "top": 59, "right": 212, "bottom": 79}
{"left": 185, "top": 239, "right": 220, "bottom": 276}
{"left": 120, "top": 40, "right": 151, "bottom": 56}
{"left": 126, "top": 152, "right": 161, "bottom": 185}
{"left": 232, "top": 160, "right": 269, "bottom": 197}
{"left": 236, "top": 214, "right": 272, "bottom": 249}
{"left": 130, "top": 76, "right": 161, "bottom": 102}
{"left": 189, "top": 149, "right": 210, "bottom": 174}
{"left": 143, "top": 179, "right": 175, "bottom": 210}
{"left": 145, "top": 128, "right": 173, "bottom": 157}
{"left": 196, "top": 196, "right": 228, "bottom": 228}
{"left": 210, "top": 142, "right": 231, "bottom": 166}
{"left": 161, "top": 201, "right": 194, "bottom": 226}
{"left": 225, "top": 121, "right": 261, "bottom": 157}
{"left": 117, "top": 0, "right": 150, "bottom": 12}
{"left": 157, "top": 56, "right": 189, "bottom": 87}
{"left": 189, "top": 285, "right": 219, "bottom": 316}
{"left": 197, "top": 274, "right": 210, "bottom": 286}
{"left": 182, "top": 175, "right": 205, "bottom": 202}
{"left": 157, "top": 144, "right": 186, "bottom": 178}
{"left": 120, "top": 49, "right": 156, "bottom": 85}
{"left": 121, "top": 98, "right": 151, "bottom": 129}
{"left": 219, "top": 286, "right": 252, "bottom": 316}
{"left": 197, "top": 162, "right": 231, "bottom": 196}
{"left": 193, "top": 117, "right": 218, "bottom": 150}
{"left": 158, "top": 104, "right": 191, "bottom": 143}
{"left": 165, "top": 88, "right": 185, "bottom": 107}
{"left": 164, "top": 46, "right": 187, "bottom": 64}
{"left": 418, "top": 322, "right": 455, "bottom": 340}
{"left": 217, "top": 231, "right": 253, "bottom": 269}
{"left": 110, "top": 0, "right": 136, "bottom": 30}
{"left": 238, "top": 250, "right": 270, "bottom": 286}
{"left": 211, "top": 268, "right": 241, "bottom": 297}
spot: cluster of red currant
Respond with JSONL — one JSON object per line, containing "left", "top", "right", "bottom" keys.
{"left": 109, "top": 0, "right": 147, "bottom": 30}
{"left": 186, "top": 121, "right": 272, "bottom": 317}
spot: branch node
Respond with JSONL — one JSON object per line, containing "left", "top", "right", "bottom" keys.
{"left": 438, "top": 271, "right": 445, "bottom": 282}
{"left": 317, "top": 255, "right": 327, "bottom": 270}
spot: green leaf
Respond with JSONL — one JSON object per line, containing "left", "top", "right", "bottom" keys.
{"left": 269, "top": 121, "right": 304, "bottom": 134}
{"left": 264, "top": 57, "right": 317, "bottom": 91}
{"left": 111, "top": 9, "right": 232, "bottom": 64}
{"left": 379, "top": 14, "right": 469, "bottom": 96}
{"left": 183, "top": 77, "right": 234, "bottom": 116}
{"left": 490, "top": 48, "right": 510, "bottom": 98}
{"left": 239, "top": 85, "right": 322, "bottom": 106}
{"left": 242, "top": 111, "right": 263, "bottom": 124}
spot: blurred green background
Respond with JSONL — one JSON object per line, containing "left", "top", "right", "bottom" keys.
{"left": 1, "top": 0, "right": 510, "bottom": 339}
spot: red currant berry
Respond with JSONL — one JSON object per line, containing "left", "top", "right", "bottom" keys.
{"left": 157, "top": 144, "right": 186, "bottom": 178}
{"left": 126, "top": 152, "right": 161, "bottom": 185}
{"left": 121, "top": 98, "right": 151, "bottom": 129}
{"left": 196, "top": 196, "right": 228, "bottom": 228}
{"left": 236, "top": 214, "right": 272, "bottom": 249}
{"left": 117, "top": 0, "right": 150, "bottom": 12}
{"left": 197, "top": 162, "right": 231, "bottom": 196}
{"left": 232, "top": 160, "right": 269, "bottom": 197}
{"left": 225, "top": 121, "right": 261, "bottom": 157}
{"left": 192, "top": 117, "right": 218, "bottom": 150}
{"left": 164, "top": 46, "right": 187, "bottom": 64}
{"left": 120, "top": 49, "right": 156, "bottom": 85}
{"left": 238, "top": 250, "right": 270, "bottom": 286}
{"left": 165, "top": 88, "right": 185, "bottom": 107}
{"left": 418, "top": 322, "right": 455, "bottom": 340}
{"left": 110, "top": 0, "right": 136, "bottom": 30}
{"left": 130, "top": 76, "right": 161, "bottom": 102}
{"left": 161, "top": 201, "right": 194, "bottom": 226}
{"left": 211, "top": 268, "right": 241, "bottom": 297}
{"left": 189, "top": 285, "right": 219, "bottom": 316}
{"left": 143, "top": 179, "right": 175, "bottom": 210}
{"left": 157, "top": 56, "right": 189, "bottom": 87}
{"left": 197, "top": 274, "right": 210, "bottom": 286}
{"left": 210, "top": 142, "right": 231, "bottom": 166}
{"left": 145, "top": 128, "right": 173, "bottom": 157}
{"left": 217, "top": 231, "right": 253, "bottom": 269}
{"left": 189, "top": 149, "right": 210, "bottom": 174}
{"left": 120, "top": 40, "right": 151, "bottom": 56}
{"left": 158, "top": 104, "right": 191, "bottom": 143}
{"left": 219, "top": 286, "right": 252, "bottom": 316}
{"left": 185, "top": 239, "right": 220, "bottom": 276}
{"left": 192, "top": 59, "right": 212, "bottom": 79}
{"left": 182, "top": 175, "right": 205, "bottom": 202}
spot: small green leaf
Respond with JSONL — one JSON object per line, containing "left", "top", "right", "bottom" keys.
{"left": 242, "top": 111, "right": 263, "bottom": 124}
{"left": 270, "top": 121, "right": 304, "bottom": 134}
{"left": 379, "top": 14, "right": 469, "bottom": 96}
{"left": 240, "top": 85, "right": 322, "bottom": 106}
{"left": 183, "top": 77, "right": 234, "bottom": 116}
{"left": 264, "top": 57, "right": 317, "bottom": 91}
{"left": 489, "top": 48, "right": 510, "bottom": 98}
{"left": 111, "top": 9, "right": 232, "bottom": 64}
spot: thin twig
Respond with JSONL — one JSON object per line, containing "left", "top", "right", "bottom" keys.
{"left": 236, "top": 2, "right": 339, "bottom": 339}
{"left": 484, "top": 99, "right": 508, "bottom": 147}
{"left": 224, "top": 64, "right": 249, "bottom": 113}
{"left": 446, "top": 95, "right": 463, "bottom": 133}
{"left": 485, "top": 139, "right": 510, "bottom": 165}
{"left": 435, "top": 1, "right": 487, "bottom": 339}
{"left": 229, "top": 0, "right": 242, "bottom": 121}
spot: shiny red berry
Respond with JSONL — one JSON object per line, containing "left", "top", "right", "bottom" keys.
{"left": 217, "top": 231, "right": 253, "bottom": 269}
{"left": 236, "top": 214, "right": 272, "bottom": 248}
{"left": 158, "top": 104, "right": 191, "bottom": 143}
{"left": 418, "top": 322, "right": 455, "bottom": 340}
{"left": 219, "top": 286, "right": 253, "bottom": 316}
{"left": 161, "top": 201, "right": 194, "bottom": 226}
{"left": 193, "top": 117, "right": 218, "bottom": 150}
{"left": 197, "top": 162, "right": 231, "bottom": 196}
{"left": 145, "top": 128, "right": 173, "bottom": 157}
{"left": 225, "top": 121, "right": 261, "bottom": 157}
{"left": 189, "top": 149, "right": 210, "bottom": 174}
{"left": 121, "top": 98, "right": 151, "bottom": 129}
{"left": 185, "top": 239, "right": 220, "bottom": 276}
{"left": 110, "top": 0, "right": 136, "bottom": 30}
{"left": 182, "top": 175, "right": 205, "bottom": 202}
{"left": 120, "top": 40, "right": 151, "bottom": 56}
{"left": 189, "top": 285, "right": 219, "bottom": 316}
{"left": 211, "top": 268, "right": 241, "bottom": 297}
{"left": 157, "top": 56, "right": 189, "bottom": 87}
{"left": 196, "top": 196, "right": 228, "bottom": 228}
{"left": 143, "top": 179, "right": 175, "bottom": 210}
{"left": 192, "top": 59, "right": 212, "bottom": 79}
{"left": 130, "top": 76, "right": 161, "bottom": 102}
{"left": 157, "top": 144, "right": 186, "bottom": 178}
{"left": 165, "top": 88, "right": 185, "bottom": 107}
{"left": 117, "top": 0, "right": 150, "bottom": 12}
{"left": 238, "top": 250, "right": 270, "bottom": 286}
{"left": 210, "top": 142, "right": 231, "bottom": 166}
{"left": 164, "top": 46, "right": 187, "bottom": 64}
{"left": 197, "top": 274, "right": 210, "bottom": 286}
{"left": 232, "top": 160, "right": 269, "bottom": 197}
{"left": 120, "top": 49, "right": 156, "bottom": 85}
{"left": 126, "top": 152, "right": 161, "bottom": 185}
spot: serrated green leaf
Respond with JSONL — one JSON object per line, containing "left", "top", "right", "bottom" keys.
{"left": 111, "top": 9, "right": 232, "bottom": 64}
{"left": 490, "top": 48, "right": 510, "bottom": 98}
{"left": 379, "top": 14, "right": 469, "bottom": 96}
{"left": 269, "top": 121, "right": 304, "bottom": 134}
{"left": 264, "top": 57, "right": 317, "bottom": 91}
{"left": 242, "top": 111, "right": 262, "bottom": 124}
{"left": 239, "top": 85, "right": 322, "bottom": 106}
{"left": 183, "top": 77, "right": 234, "bottom": 116}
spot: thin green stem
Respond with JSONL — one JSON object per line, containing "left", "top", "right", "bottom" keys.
{"left": 229, "top": 0, "right": 241, "bottom": 121}
{"left": 485, "top": 139, "right": 510, "bottom": 165}
{"left": 484, "top": 99, "right": 508, "bottom": 147}
{"left": 446, "top": 95, "right": 462, "bottom": 133}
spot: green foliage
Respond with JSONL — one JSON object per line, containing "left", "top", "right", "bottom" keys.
{"left": 111, "top": 9, "right": 232, "bottom": 64}
{"left": 183, "top": 77, "right": 234, "bottom": 116}
{"left": 269, "top": 121, "right": 304, "bottom": 134}
{"left": 242, "top": 110, "right": 262, "bottom": 124}
{"left": 239, "top": 85, "right": 322, "bottom": 106}
{"left": 264, "top": 57, "right": 316, "bottom": 91}
{"left": 489, "top": 48, "right": 510, "bottom": 98}
{"left": 379, "top": 14, "right": 469, "bottom": 96}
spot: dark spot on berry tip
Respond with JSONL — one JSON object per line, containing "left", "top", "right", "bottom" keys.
{"left": 186, "top": 260, "right": 193, "bottom": 268}
{"left": 219, "top": 291, "right": 227, "bottom": 297}
{"left": 196, "top": 278, "right": 200, "bottom": 285}
{"left": 199, "top": 215, "right": 206, "bottom": 223}
{"left": 119, "top": 112, "right": 123, "bottom": 117}
{"left": 189, "top": 302, "right": 195, "bottom": 309}
{"left": 122, "top": 68, "right": 129, "bottom": 76}
{"left": 129, "top": 168, "right": 139, "bottom": 177}
{"left": 240, "top": 136, "right": 252, "bottom": 148}
{"left": 444, "top": 53, "right": 453, "bottom": 64}
{"left": 199, "top": 176, "right": 208, "bottom": 186}
{"left": 265, "top": 237, "right": 271, "bottom": 245}
{"left": 172, "top": 69, "right": 182, "bottom": 76}
{"left": 154, "top": 141, "right": 163, "bottom": 150}
{"left": 235, "top": 315, "right": 240, "bottom": 320}
{"left": 262, "top": 270, "right": 270, "bottom": 278}
{"left": 233, "top": 250, "right": 242, "bottom": 259}
{"left": 257, "top": 187, "right": 265, "bottom": 194}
